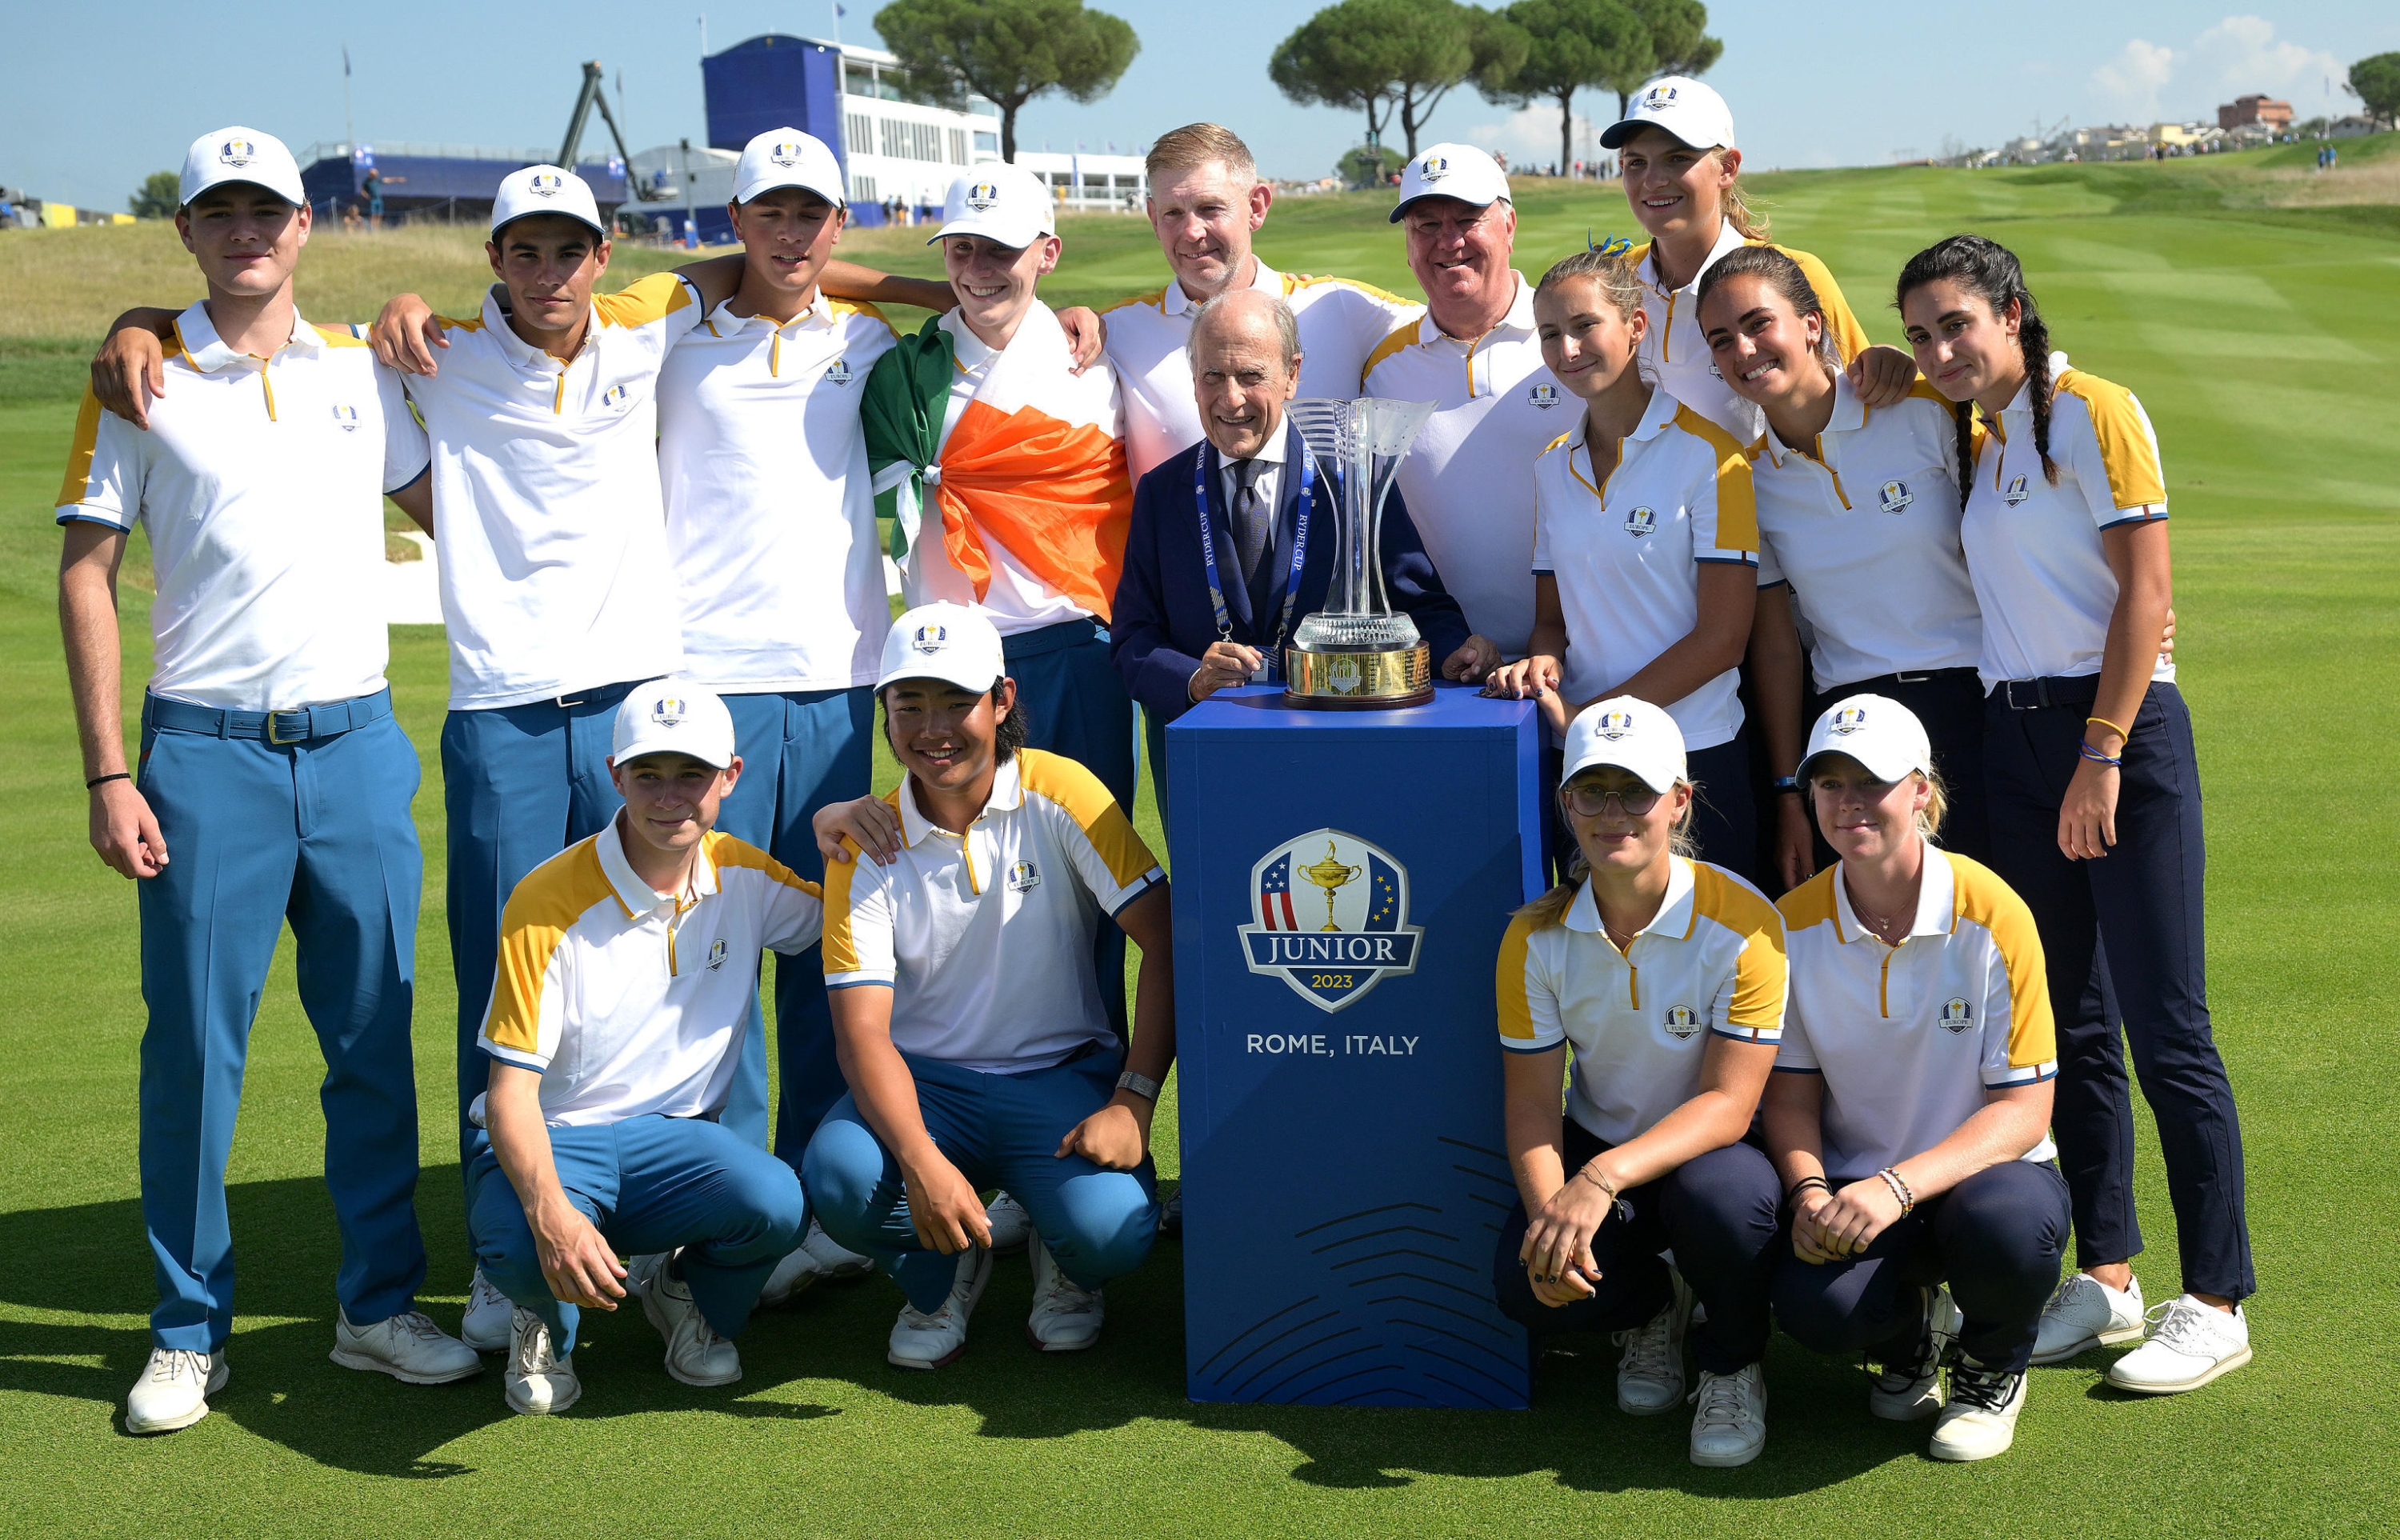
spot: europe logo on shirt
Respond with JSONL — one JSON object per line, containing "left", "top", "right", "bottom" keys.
{"left": 1238, "top": 828, "right": 1422, "bottom": 1012}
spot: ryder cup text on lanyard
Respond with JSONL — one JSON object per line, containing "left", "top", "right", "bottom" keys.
{"left": 1195, "top": 444, "right": 1314, "bottom": 679}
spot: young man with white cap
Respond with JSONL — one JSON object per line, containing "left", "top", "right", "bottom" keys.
{"left": 654, "top": 126, "right": 896, "bottom": 1295}
{"left": 1360, "top": 145, "right": 1550, "bottom": 667}
{"left": 58, "top": 126, "right": 478, "bottom": 1435}
{"left": 1098, "top": 122, "right": 1422, "bottom": 482}
{"left": 470, "top": 678, "right": 820, "bottom": 1414}
{"left": 802, "top": 603, "right": 1174, "bottom": 1370}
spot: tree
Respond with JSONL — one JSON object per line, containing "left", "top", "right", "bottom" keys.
{"left": 2347, "top": 53, "right": 2400, "bottom": 130}
{"left": 128, "top": 171, "right": 179, "bottom": 220}
{"left": 1607, "top": 0, "right": 1721, "bottom": 117}
{"left": 873, "top": 0, "right": 1138, "bottom": 164}
{"left": 1272, "top": 0, "right": 1526, "bottom": 160}
{"left": 1484, "top": 0, "right": 1650, "bottom": 178}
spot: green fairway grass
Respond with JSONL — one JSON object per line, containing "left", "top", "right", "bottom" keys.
{"left": 2, "top": 146, "right": 2396, "bottom": 1536}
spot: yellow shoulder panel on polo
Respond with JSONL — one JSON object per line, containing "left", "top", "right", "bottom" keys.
{"left": 1774, "top": 866, "right": 1841, "bottom": 936}
{"left": 818, "top": 790, "right": 902, "bottom": 977}
{"left": 1494, "top": 909, "right": 1544, "bottom": 1045}
{"left": 57, "top": 391, "right": 103, "bottom": 510}
{"left": 1672, "top": 402, "right": 1759, "bottom": 551}
{"left": 2054, "top": 369, "right": 2166, "bottom": 510}
{"left": 1360, "top": 318, "right": 1419, "bottom": 386}
{"left": 485, "top": 841, "right": 619, "bottom": 1058}
{"left": 1948, "top": 854, "right": 2054, "bottom": 1068}
{"left": 1015, "top": 749, "right": 1160, "bottom": 890}
{"left": 1776, "top": 243, "right": 1872, "bottom": 362}
{"left": 1690, "top": 862, "right": 1786, "bottom": 1036}
{"left": 594, "top": 270, "right": 696, "bottom": 329}
{"left": 1101, "top": 285, "right": 1169, "bottom": 315}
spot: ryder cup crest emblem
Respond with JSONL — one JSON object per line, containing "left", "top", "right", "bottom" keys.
{"left": 707, "top": 938, "right": 729, "bottom": 971}
{"left": 770, "top": 142, "right": 803, "bottom": 166}
{"left": 1645, "top": 84, "right": 1679, "bottom": 110}
{"left": 1596, "top": 709, "right": 1637, "bottom": 740}
{"left": 1939, "top": 997, "right": 1973, "bottom": 1034}
{"left": 1528, "top": 382, "right": 1561, "bottom": 409}
{"left": 219, "top": 138, "right": 257, "bottom": 167}
{"left": 966, "top": 181, "right": 999, "bottom": 210}
{"left": 330, "top": 403, "right": 361, "bottom": 432}
{"left": 1663, "top": 1003, "right": 1702, "bottom": 1039}
{"left": 602, "top": 383, "right": 630, "bottom": 410}
{"left": 1418, "top": 154, "right": 1450, "bottom": 181}
{"left": 824, "top": 358, "right": 852, "bottom": 386}
{"left": 2003, "top": 474, "right": 2030, "bottom": 505}
{"left": 1006, "top": 860, "right": 1040, "bottom": 893}
{"left": 1879, "top": 478, "right": 1914, "bottom": 514}
{"left": 529, "top": 171, "right": 566, "bottom": 198}
{"left": 650, "top": 695, "right": 687, "bottom": 728}
{"left": 1830, "top": 705, "right": 1870, "bottom": 734}
{"left": 1240, "top": 829, "right": 1422, "bottom": 1013}
{"left": 1624, "top": 506, "right": 1658, "bottom": 538}
{"left": 911, "top": 622, "right": 949, "bottom": 653}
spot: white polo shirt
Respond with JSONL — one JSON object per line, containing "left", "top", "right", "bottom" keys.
{"left": 475, "top": 820, "right": 824, "bottom": 1127}
{"left": 56, "top": 303, "right": 428, "bottom": 712}
{"left": 1102, "top": 259, "right": 1422, "bottom": 481}
{"left": 1629, "top": 222, "right": 1876, "bottom": 443}
{"left": 823, "top": 749, "right": 1164, "bottom": 1074}
{"left": 1750, "top": 376, "right": 1982, "bottom": 690}
{"left": 1497, "top": 858, "right": 1786, "bottom": 1146}
{"left": 1963, "top": 361, "right": 2174, "bottom": 688}
{"left": 402, "top": 272, "right": 705, "bottom": 710}
{"left": 1362, "top": 272, "right": 1564, "bottom": 656}
{"left": 1531, "top": 385, "right": 1759, "bottom": 750}
{"left": 1775, "top": 847, "right": 2057, "bottom": 1182}
{"left": 658, "top": 295, "right": 900, "bottom": 694}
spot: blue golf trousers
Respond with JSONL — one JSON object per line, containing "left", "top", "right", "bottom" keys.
{"left": 802, "top": 1048, "right": 1159, "bottom": 1314}
{"left": 135, "top": 690, "right": 426, "bottom": 1351}
{"left": 1490, "top": 1118, "right": 1782, "bottom": 1376}
{"left": 714, "top": 686, "right": 875, "bottom": 1159}
{"left": 1774, "top": 1158, "right": 2071, "bottom": 1374}
{"left": 442, "top": 683, "right": 634, "bottom": 1187}
{"left": 1983, "top": 682, "right": 2252, "bottom": 1300}
{"left": 468, "top": 1114, "right": 808, "bottom": 1356}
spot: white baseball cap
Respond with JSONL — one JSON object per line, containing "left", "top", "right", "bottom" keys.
{"left": 1799, "top": 694, "right": 1931, "bottom": 783}
{"left": 491, "top": 164, "right": 606, "bottom": 240}
{"left": 1600, "top": 75, "right": 1737, "bottom": 151}
{"left": 1390, "top": 142, "right": 1510, "bottom": 223}
{"left": 180, "top": 126, "right": 305, "bottom": 209}
{"left": 1561, "top": 696, "right": 1688, "bottom": 794}
{"left": 930, "top": 165, "right": 1054, "bottom": 249}
{"left": 734, "top": 128, "right": 846, "bottom": 208}
{"left": 612, "top": 678, "right": 738, "bottom": 769}
{"left": 878, "top": 603, "right": 1008, "bottom": 694}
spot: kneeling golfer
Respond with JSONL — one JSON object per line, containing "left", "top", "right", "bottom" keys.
{"left": 805, "top": 604, "right": 1174, "bottom": 1368}
{"left": 470, "top": 682, "right": 818, "bottom": 1414}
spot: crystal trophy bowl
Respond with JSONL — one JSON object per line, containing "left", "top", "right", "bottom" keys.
{"left": 1282, "top": 396, "right": 1438, "bottom": 710}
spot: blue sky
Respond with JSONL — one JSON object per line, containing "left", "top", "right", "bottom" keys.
{"left": 8, "top": 2, "right": 2392, "bottom": 206}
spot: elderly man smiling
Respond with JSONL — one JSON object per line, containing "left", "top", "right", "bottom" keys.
{"left": 1109, "top": 287, "right": 1489, "bottom": 810}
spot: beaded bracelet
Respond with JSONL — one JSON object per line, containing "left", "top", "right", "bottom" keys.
{"left": 1875, "top": 1167, "right": 1916, "bottom": 1217}
{"left": 2077, "top": 741, "right": 2124, "bottom": 768}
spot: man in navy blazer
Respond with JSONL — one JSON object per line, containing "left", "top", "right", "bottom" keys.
{"left": 1110, "top": 289, "right": 1498, "bottom": 791}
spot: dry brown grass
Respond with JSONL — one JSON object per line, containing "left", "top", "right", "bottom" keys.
{"left": 2258, "top": 161, "right": 2400, "bottom": 209}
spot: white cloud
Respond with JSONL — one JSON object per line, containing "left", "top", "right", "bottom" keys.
{"left": 2091, "top": 38, "right": 2177, "bottom": 122}
{"left": 2088, "top": 17, "right": 2350, "bottom": 126}
{"left": 1458, "top": 102, "right": 1609, "bottom": 172}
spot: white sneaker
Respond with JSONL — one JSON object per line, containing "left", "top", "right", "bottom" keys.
{"left": 2106, "top": 1296, "right": 2251, "bottom": 1394}
{"left": 759, "top": 1221, "right": 876, "bottom": 1307}
{"left": 461, "top": 1267, "right": 514, "bottom": 1353}
{"left": 635, "top": 1251, "right": 742, "bottom": 1386}
{"left": 1613, "top": 1272, "right": 1690, "bottom": 1414}
{"left": 125, "top": 1347, "right": 226, "bottom": 1434}
{"left": 503, "top": 1306, "right": 580, "bottom": 1415}
{"left": 1687, "top": 1362, "right": 1768, "bottom": 1467}
{"left": 887, "top": 1245, "right": 993, "bottom": 1370}
{"left": 2030, "top": 1270, "right": 2145, "bottom": 1365}
{"left": 1026, "top": 1234, "right": 1106, "bottom": 1352}
{"left": 1930, "top": 1358, "right": 2028, "bottom": 1462}
{"left": 1869, "top": 1285, "right": 1961, "bottom": 1422}
{"left": 803, "top": 1220, "right": 876, "bottom": 1279}
{"left": 985, "top": 1192, "right": 1031, "bottom": 1257}
{"left": 330, "top": 1309, "right": 483, "bottom": 1384}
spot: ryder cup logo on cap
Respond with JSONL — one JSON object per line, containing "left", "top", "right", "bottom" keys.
{"left": 491, "top": 164, "right": 606, "bottom": 239}
{"left": 1390, "top": 142, "right": 1510, "bottom": 223}
{"left": 734, "top": 128, "right": 845, "bottom": 208}
{"left": 1562, "top": 696, "right": 1687, "bottom": 793}
{"left": 611, "top": 678, "right": 737, "bottom": 768}
{"left": 878, "top": 602, "right": 1006, "bottom": 694}
{"left": 179, "top": 126, "right": 306, "bottom": 208}
{"left": 1801, "top": 693, "right": 1932, "bottom": 784}
{"left": 1599, "top": 74, "right": 1738, "bottom": 151}
{"left": 931, "top": 164, "right": 1053, "bottom": 249}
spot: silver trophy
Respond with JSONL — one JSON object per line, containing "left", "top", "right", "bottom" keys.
{"left": 1282, "top": 396, "right": 1438, "bottom": 710}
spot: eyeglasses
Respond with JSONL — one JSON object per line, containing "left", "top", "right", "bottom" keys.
{"left": 1562, "top": 781, "right": 1660, "bottom": 818}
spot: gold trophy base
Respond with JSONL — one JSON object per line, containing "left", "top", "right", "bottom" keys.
{"left": 1282, "top": 645, "right": 1434, "bottom": 710}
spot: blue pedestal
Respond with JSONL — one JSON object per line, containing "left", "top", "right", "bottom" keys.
{"left": 1166, "top": 683, "right": 1544, "bottom": 1408}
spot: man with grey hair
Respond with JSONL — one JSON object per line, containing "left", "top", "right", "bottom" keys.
{"left": 1110, "top": 286, "right": 1492, "bottom": 804}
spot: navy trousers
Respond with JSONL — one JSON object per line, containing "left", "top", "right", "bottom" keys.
{"left": 714, "top": 685, "right": 875, "bottom": 1161}
{"left": 135, "top": 692, "right": 427, "bottom": 1350}
{"left": 1774, "top": 1159, "right": 2071, "bottom": 1374}
{"left": 1491, "top": 1118, "right": 1782, "bottom": 1376}
{"left": 1983, "top": 682, "right": 2252, "bottom": 1300}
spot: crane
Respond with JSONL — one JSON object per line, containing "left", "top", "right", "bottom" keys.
{"left": 558, "top": 60, "right": 672, "bottom": 200}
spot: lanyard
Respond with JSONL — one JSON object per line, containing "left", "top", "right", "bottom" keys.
{"left": 1196, "top": 442, "right": 1314, "bottom": 674}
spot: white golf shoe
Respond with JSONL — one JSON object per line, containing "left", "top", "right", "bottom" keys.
{"left": 1613, "top": 1272, "right": 1691, "bottom": 1414}
{"left": 985, "top": 1192, "right": 1031, "bottom": 1256}
{"left": 759, "top": 1220, "right": 876, "bottom": 1306}
{"left": 502, "top": 1307, "right": 580, "bottom": 1415}
{"left": 1930, "top": 1358, "right": 2028, "bottom": 1462}
{"left": 887, "top": 1244, "right": 994, "bottom": 1370}
{"left": 635, "top": 1251, "right": 742, "bottom": 1386}
{"left": 2031, "top": 1270, "right": 2145, "bottom": 1365}
{"left": 2106, "top": 1296, "right": 2251, "bottom": 1394}
{"left": 1869, "top": 1285, "right": 1961, "bottom": 1422}
{"left": 1687, "top": 1362, "right": 1768, "bottom": 1467}
{"left": 1026, "top": 1234, "right": 1106, "bottom": 1352}
{"left": 125, "top": 1347, "right": 226, "bottom": 1434}
{"left": 461, "top": 1267, "right": 514, "bottom": 1353}
{"left": 330, "top": 1309, "right": 483, "bottom": 1384}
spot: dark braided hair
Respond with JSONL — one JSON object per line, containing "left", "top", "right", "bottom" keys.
{"left": 1896, "top": 234, "right": 2058, "bottom": 509}
{"left": 1694, "top": 244, "right": 1844, "bottom": 374}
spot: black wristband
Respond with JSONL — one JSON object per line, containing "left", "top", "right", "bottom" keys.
{"left": 1786, "top": 1175, "right": 1831, "bottom": 1201}
{"left": 1774, "top": 776, "right": 1801, "bottom": 794}
{"left": 86, "top": 771, "right": 132, "bottom": 790}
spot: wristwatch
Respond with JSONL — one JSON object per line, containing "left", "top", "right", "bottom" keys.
{"left": 1115, "top": 1070, "right": 1162, "bottom": 1102}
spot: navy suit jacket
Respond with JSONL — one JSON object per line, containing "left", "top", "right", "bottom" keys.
{"left": 1110, "top": 419, "right": 1473, "bottom": 723}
